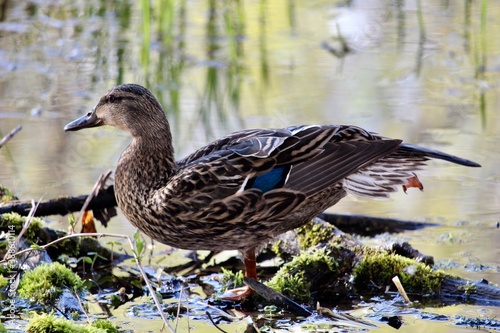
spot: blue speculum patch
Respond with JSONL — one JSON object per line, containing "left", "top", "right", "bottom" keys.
{"left": 248, "top": 165, "right": 290, "bottom": 193}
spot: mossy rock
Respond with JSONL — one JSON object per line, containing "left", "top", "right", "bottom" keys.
{"left": 25, "top": 312, "right": 118, "bottom": 333}
{"left": 296, "top": 220, "right": 337, "bottom": 249}
{"left": 266, "top": 218, "right": 457, "bottom": 302}
{"left": 0, "top": 212, "right": 116, "bottom": 267}
{"left": 267, "top": 247, "right": 339, "bottom": 302}
{"left": 0, "top": 212, "right": 43, "bottom": 244}
{"left": 353, "top": 248, "right": 451, "bottom": 294}
{"left": 270, "top": 219, "right": 343, "bottom": 261}
{"left": 18, "top": 262, "right": 87, "bottom": 306}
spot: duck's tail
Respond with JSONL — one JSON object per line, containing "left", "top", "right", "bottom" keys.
{"left": 399, "top": 143, "right": 481, "bottom": 167}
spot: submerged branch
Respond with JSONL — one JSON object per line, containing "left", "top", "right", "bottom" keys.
{"left": 441, "top": 277, "right": 500, "bottom": 305}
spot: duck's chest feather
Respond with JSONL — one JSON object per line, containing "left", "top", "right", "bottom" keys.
{"left": 114, "top": 168, "right": 345, "bottom": 251}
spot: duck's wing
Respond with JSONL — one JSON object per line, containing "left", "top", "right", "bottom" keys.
{"left": 170, "top": 125, "right": 402, "bottom": 200}
{"left": 170, "top": 125, "right": 479, "bottom": 202}
{"left": 170, "top": 126, "right": 332, "bottom": 199}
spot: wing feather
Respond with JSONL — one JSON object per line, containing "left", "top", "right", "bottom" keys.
{"left": 286, "top": 139, "right": 402, "bottom": 195}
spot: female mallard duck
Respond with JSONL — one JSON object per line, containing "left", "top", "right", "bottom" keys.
{"left": 65, "top": 84, "right": 480, "bottom": 300}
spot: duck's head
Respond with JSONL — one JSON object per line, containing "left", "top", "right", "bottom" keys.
{"left": 64, "top": 84, "right": 169, "bottom": 137}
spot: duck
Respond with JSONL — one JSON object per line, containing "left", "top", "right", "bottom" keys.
{"left": 64, "top": 84, "right": 480, "bottom": 300}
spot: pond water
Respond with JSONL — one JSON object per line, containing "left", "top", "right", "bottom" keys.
{"left": 0, "top": 0, "right": 499, "bottom": 332}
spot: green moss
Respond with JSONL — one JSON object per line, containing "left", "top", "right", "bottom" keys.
{"left": 353, "top": 249, "right": 450, "bottom": 294}
{"left": 0, "top": 212, "right": 43, "bottom": 243}
{"left": 18, "top": 262, "right": 86, "bottom": 306}
{"left": 25, "top": 313, "right": 118, "bottom": 333}
{"left": 270, "top": 239, "right": 283, "bottom": 257}
{"left": 220, "top": 267, "right": 244, "bottom": 290}
{"left": 0, "top": 322, "right": 7, "bottom": 333}
{"left": 296, "top": 220, "right": 336, "bottom": 249}
{"left": 90, "top": 319, "right": 119, "bottom": 333}
{"left": 0, "top": 185, "right": 18, "bottom": 203}
{"left": 26, "top": 313, "right": 88, "bottom": 333}
{"left": 0, "top": 274, "right": 7, "bottom": 289}
{"left": 459, "top": 281, "right": 477, "bottom": 296}
{"left": 267, "top": 247, "right": 337, "bottom": 302}
{"left": 0, "top": 265, "right": 9, "bottom": 292}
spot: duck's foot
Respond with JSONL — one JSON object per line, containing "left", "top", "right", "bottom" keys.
{"left": 220, "top": 286, "right": 254, "bottom": 301}
{"left": 220, "top": 248, "right": 257, "bottom": 301}
{"left": 403, "top": 173, "right": 424, "bottom": 193}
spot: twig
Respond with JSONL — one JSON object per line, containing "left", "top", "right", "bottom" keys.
{"left": 195, "top": 301, "right": 238, "bottom": 321}
{"left": 316, "top": 302, "right": 376, "bottom": 328}
{"left": 174, "top": 284, "right": 184, "bottom": 332}
{"left": 135, "top": 256, "right": 173, "bottom": 332}
{"left": 0, "top": 125, "right": 22, "bottom": 149}
{"left": 0, "top": 233, "right": 116, "bottom": 264}
{"left": 392, "top": 276, "right": 411, "bottom": 303}
{"left": 16, "top": 199, "right": 40, "bottom": 242}
{"left": 74, "top": 291, "right": 91, "bottom": 323}
{"left": 49, "top": 301, "right": 70, "bottom": 319}
{"left": 74, "top": 170, "right": 112, "bottom": 231}
{"left": 2, "top": 232, "right": 175, "bottom": 333}
{"left": 206, "top": 311, "right": 228, "bottom": 333}
{"left": 184, "top": 285, "right": 190, "bottom": 333}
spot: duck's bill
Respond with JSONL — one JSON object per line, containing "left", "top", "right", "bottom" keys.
{"left": 64, "top": 109, "right": 103, "bottom": 132}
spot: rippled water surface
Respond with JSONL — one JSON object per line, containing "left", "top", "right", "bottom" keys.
{"left": 0, "top": 0, "right": 499, "bottom": 332}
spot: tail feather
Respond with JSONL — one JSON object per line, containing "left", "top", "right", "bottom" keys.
{"left": 399, "top": 143, "right": 481, "bottom": 167}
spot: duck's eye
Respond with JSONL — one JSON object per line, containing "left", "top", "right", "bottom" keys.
{"left": 107, "top": 94, "right": 116, "bottom": 103}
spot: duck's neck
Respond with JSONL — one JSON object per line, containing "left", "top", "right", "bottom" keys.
{"left": 115, "top": 131, "right": 176, "bottom": 200}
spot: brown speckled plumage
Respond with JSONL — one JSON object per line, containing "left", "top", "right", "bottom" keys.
{"left": 65, "top": 84, "right": 480, "bottom": 298}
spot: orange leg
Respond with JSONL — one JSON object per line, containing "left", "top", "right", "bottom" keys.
{"left": 220, "top": 248, "right": 256, "bottom": 301}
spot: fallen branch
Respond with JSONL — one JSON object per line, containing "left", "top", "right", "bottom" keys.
{"left": 244, "top": 277, "right": 312, "bottom": 317}
{"left": 0, "top": 186, "right": 116, "bottom": 217}
{"left": 440, "top": 277, "right": 500, "bottom": 305}
{"left": 318, "top": 212, "right": 437, "bottom": 236}
{"left": 0, "top": 125, "right": 22, "bottom": 149}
